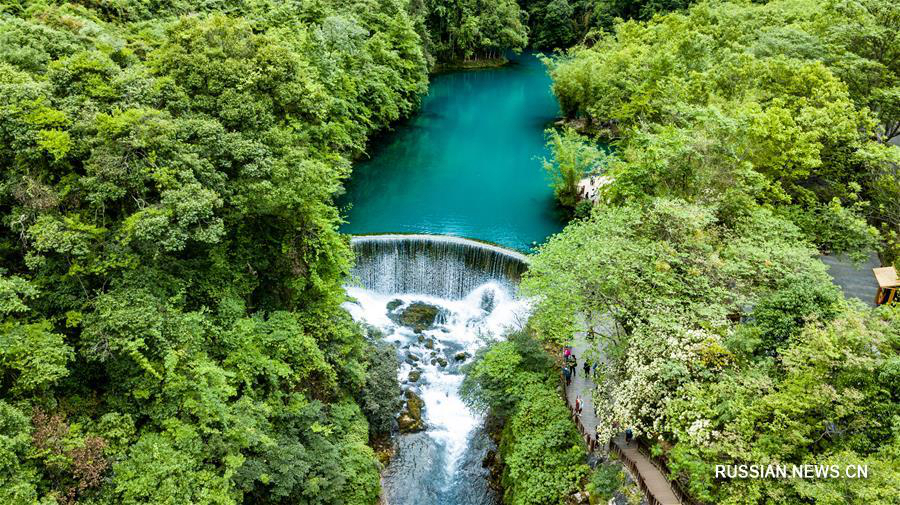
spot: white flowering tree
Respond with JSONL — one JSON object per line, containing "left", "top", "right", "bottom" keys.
{"left": 521, "top": 197, "right": 899, "bottom": 503}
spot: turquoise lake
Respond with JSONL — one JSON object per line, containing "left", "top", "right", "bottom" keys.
{"left": 339, "top": 52, "right": 565, "bottom": 252}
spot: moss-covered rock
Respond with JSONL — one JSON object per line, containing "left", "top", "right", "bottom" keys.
{"left": 390, "top": 302, "right": 440, "bottom": 333}
{"left": 397, "top": 390, "right": 425, "bottom": 433}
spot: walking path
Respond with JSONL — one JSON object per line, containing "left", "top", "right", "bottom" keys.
{"left": 610, "top": 435, "right": 682, "bottom": 505}
{"left": 564, "top": 326, "right": 684, "bottom": 505}
{"left": 819, "top": 253, "right": 881, "bottom": 306}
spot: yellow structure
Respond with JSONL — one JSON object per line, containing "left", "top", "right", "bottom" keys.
{"left": 873, "top": 266, "right": 899, "bottom": 305}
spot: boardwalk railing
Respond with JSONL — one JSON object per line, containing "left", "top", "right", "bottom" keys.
{"left": 571, "top": 411, "right": 599, "bottom": 452}
{"left": 560, "top": 374, "right": 698, "bottom": 505}
{"left": 632, "top": 441, "right": 701, "bottom": 505}
{"left": 608, "top": 441, "right": 669, "bottom": 505}
{"left": 559, "top": 376, "right": 599, "bottom": 452}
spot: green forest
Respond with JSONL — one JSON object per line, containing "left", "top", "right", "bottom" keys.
{"left": 528, "top": 0, "right": 899, "bottom": 504}
{"left": 1, "top": 0, "right": 898, "bottom": 504}
{"left": 0, "top": 0, "right": 427, "bottom": 503}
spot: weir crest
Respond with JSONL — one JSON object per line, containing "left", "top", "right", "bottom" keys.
{"left": 349, "top": 234, "right": 528, "bottom": 299}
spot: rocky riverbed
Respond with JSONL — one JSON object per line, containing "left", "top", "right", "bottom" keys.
{"left": 344, "top": 282, "right": 529, "bottom": 505}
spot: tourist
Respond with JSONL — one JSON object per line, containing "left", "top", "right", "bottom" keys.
{"left": 563, "top": 366, "right": 571, "bottom": 386}
{"left": 568, "top": 354, "right": 577, "bottom": 378}
{"left": 582, "top": 359, "right": 590, "bottom": 377}
{"left": 564, "top": 345, "right": 571, "bottom": 358}
{"left": 625, "top": 428, "right": 633, "bottom": 446}
{"left": 575, "top": 396, "right": 583, "bottom": 414}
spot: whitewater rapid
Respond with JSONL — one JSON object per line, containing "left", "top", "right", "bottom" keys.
{"left": 343, "top": 281, "right": 530, "bottom": 505}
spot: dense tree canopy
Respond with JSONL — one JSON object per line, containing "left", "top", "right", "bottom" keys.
{"left": 421, "top": 0, "right": 528, "bottom": 63}
{"left": 462, "top": 331, "right": 590, "bottom": 505}
{"left": 526, "top": 1, "right": 900, "bottom": 503}
{"left": 0, "top": 0, "right": 427, "bottom": 503}
{"left": 548, "top": 0, "right": 899, "bottom": 261}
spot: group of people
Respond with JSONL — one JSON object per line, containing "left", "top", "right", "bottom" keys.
{"left": 561, "top": 343, "right": 637, "bottom": 447}
{"left": 563, "top": 345, "right": 593, "bottom": 416}
{"left": 561, "top": 345, "right": 593, "bottom": 386}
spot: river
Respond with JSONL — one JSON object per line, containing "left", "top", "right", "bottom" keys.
{"left": 339, "top": 52, "right": 564, "bottom": 252}
{"left": 341, "top": 53, "right": 561, "bottom": 505}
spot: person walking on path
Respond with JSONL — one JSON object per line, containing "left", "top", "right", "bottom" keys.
{"left": 575, "top": 395, "right": 583, "bottom": 415}
{"left": 582, "top": 359, "right": 590, "bottom": 377}
{"left": 625, "top": 428, "right": 634, "bottom": 446}
{"left": 563, "top": 366, "right": 571, "bottom": 386}
{"left": 568, "top": 354, "right": 577, "bottom": 378}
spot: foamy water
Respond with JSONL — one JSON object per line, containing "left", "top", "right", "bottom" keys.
{"left": 343, "top": 282, "right": 529, "bottom": 503}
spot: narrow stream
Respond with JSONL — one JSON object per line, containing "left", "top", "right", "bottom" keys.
{"left": 343, "top": 236, "right": 530, "bottom": 505}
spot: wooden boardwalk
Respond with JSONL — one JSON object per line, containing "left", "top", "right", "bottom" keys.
{"left": 610, "top": 435, "right": 682, "bottom": 505}
{"left": 564, "top": 330, "right": 685, "bottom": 505}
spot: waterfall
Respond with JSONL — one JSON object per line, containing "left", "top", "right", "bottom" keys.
{"left": 350, "top": 234, "right": 528, "bottom": 299}
{"left": 343, "top": 234, "right": 531, "bottom": 505}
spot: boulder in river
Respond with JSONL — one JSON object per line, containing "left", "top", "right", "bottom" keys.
{"left": 390, "top": 302, "right": 441, "bottom": 333}
{"left": 397, "top": 390, "right": 425, "bottom": 433}
{"left": 454, "top": 351, "right": 470, "bottom": 361}
{"left": 408, "top": 370, "right": 422, "bottom": 382}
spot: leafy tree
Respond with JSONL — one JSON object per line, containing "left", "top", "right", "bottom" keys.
{"left": 424, "top": 0, "right": 528, "bottom": 63}
{"left": 542, "top": 127, "right": 604, "bottom": 209}
{"left": 357, "top": 340, "right": 401, "bottom": 436}
{"left": 527, "top": 4, "right": 900, "bottom": 503}
{"left": 0, "top": 1, "right": 430, "bottom": 503}
{"left": 462, "top": 332, "right": 589, "bottom": 505}
{"left": 528, "top": 0, "right": 576, "bottom": 49}
{"left": 546, "top": 0, "right": 896, "bottom": 258}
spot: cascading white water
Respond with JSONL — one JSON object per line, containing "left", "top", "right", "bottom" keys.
{"left": 343, "top": 235, "right": 530, "bottom": 505}
{"left": 349, "top": 234, "right": 528, "bottom": 299}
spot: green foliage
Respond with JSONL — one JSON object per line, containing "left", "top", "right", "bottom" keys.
{"left": 782, "top": 198, "right": 879, "bottom": 262}
{"left": 0, "top": 0, "right": 430, "bottom": 503}
{"left": 357, "top": 340, "right": 401, "bottom": 435}
{"left": 593, "top": 0, "right": 695, "bottom": 26}
{"left": 521, "top": 0, "right": 694, "bottom": 50}
{"left": 422, "top": 0, "right": 528, "bottom": 63}
{"left": 519, "top": 194, "right": 899, "bottom": 503}
{"left": 501, "top": 383, "right": 590, "bottom": 505}
{"left": 546, "top": 0, "right": 898, "bottom": 257}
{"left": 542, "top": 127, "right": 604, "bottom": 209}
{"left": 744, "top": 275, "right": 842, "bottom": 355}
{"left": 667, "top": 306, "right": 900, "bottom": 505}
{"left": 526, "top": 0, "right": 576, "bottom": 49}
{"left": 528, "top": 4, "right": 900, "bottom": 502}
{"left": 0, "top": 401, "right": 45, "bottom": 504}
{"left": 462, "top": 332, "right": 588, "bottom": 505}
{"left": 586, "top": 461, "right": 624, "bottom": 502}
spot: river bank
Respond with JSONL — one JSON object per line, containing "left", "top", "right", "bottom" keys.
{"left": 434, "top": 57, "right": 509, "bottom": 72}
